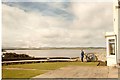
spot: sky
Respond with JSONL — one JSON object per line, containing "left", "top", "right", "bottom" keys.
{"left": 2, "top": 1, "right": 113, "bottom": 48}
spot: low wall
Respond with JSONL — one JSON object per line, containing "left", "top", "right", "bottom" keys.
{"left": 94, "top": 53, "right": 106, "bottom": 61}
{"left": 82, "top": 50, "right": 106, "bottom": 62}
{"left": 82, "top": 48, "right": 107, "bottom": 62}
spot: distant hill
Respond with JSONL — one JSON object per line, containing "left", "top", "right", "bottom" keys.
{"left": 2, "top": 47, "right": 106, "bottom": 50}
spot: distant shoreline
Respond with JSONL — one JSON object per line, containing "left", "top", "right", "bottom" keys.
{"left": 2, "top": 47, "right": 106, "bottom": 50}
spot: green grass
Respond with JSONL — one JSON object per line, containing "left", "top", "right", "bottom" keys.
{"left": 2, "top": 62, "right": 99, "bottom": 78}
{"left": 2, "top": 69, "right": 46, "bottom": 78}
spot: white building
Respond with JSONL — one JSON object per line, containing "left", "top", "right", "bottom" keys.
{"left": 105, "top": 0, "right": 120, "bottom": 66}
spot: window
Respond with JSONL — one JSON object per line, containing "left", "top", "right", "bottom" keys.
{"left": 109, "top": 39, "right": 115, "bottom": 55}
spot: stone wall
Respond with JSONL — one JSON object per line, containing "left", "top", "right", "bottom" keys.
{"left": 94, "top": 53, "right": 106, "bottom": 61}
{"left": 83, "top": 49, "right": 106, "bottom": 62}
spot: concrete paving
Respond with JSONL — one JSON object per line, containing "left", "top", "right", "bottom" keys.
{"left": 33, "top": 66, "right": 118, "bottom": 78}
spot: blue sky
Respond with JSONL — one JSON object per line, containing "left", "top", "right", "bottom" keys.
{"left": 3, "top": 2, "right": 75, "bottom": 20}
{"left": 2, "top": 2, "right": 113, "bottom": 48}
{"left": 2, "top": 0, "right": 114, "bottom": 2}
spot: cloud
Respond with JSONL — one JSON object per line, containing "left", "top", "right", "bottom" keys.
{"left": 67, "top": 2, "right": 113, "bottom": 46}
{"left": 2, "top": 2, "right": 113, "bottom": 48}
{"left": 2, "top": 3, "right": 72, "bottom": 48}
{"left": 3, "top": 2, "right": 75, "bottom": 21}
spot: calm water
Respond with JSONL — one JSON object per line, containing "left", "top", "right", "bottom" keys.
{"left": 6, "top": 49, "right": 106, "bottom": 57}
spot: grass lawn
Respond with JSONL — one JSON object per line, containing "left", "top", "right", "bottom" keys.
{"left": 2, "top": 62, "right": 99, "bottom": 78}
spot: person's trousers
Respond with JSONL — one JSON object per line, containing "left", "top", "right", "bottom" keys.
{"left": 81, "top": 57, "right": 84, "bottom": 62}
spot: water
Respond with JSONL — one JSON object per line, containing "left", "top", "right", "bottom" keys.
{"left": 6, "top": 49, "right": 106, "bottom": 58}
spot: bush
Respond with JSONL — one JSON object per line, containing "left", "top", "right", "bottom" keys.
{"left": 2, "top": 52, "right": 33, "bottom": 61}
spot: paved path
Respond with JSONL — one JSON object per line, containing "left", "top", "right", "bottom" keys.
{"left": 33, "top": 66, "right": 118, "bottom": 78}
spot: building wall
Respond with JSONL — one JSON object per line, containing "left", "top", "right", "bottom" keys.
{"left": 113, "top": 0, "right": 120, "bottom": 64}
{"left": 107, "top": 56, "right": 117, "bottom": 66}
{"left": 113, "top": 1, "right": 118, "bottom": 34}
{"left": 105, "top": 34, "right": 117, "bottom": 66}
{"left": 118, "top": 8, "right": 120, "bottom": 64}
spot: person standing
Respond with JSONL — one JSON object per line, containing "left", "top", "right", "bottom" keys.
{"left": 81, "top": 50, "right": 84, "bottom": 62}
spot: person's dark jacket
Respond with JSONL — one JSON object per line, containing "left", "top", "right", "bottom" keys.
{"left": 81, "top": 51, "right": 84, "bottom": 58}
